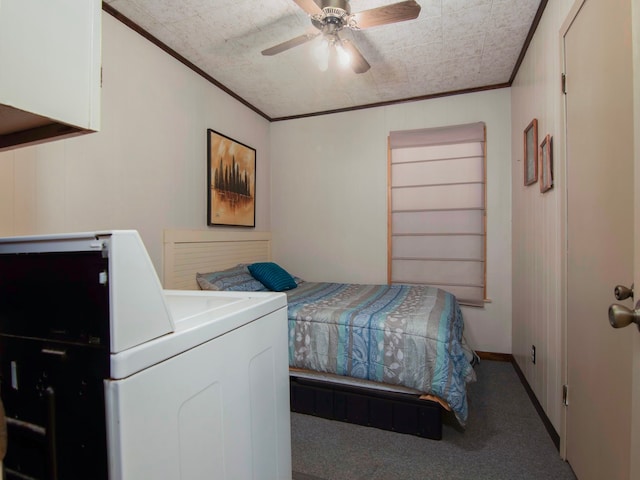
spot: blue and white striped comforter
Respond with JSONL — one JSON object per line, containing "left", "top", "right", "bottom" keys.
{"left": 285, "top": 281, "right": 476, "bottom": 425}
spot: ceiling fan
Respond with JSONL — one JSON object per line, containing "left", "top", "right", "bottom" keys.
{"left": 261, "top": 0, "right": 422, "bottom": 74}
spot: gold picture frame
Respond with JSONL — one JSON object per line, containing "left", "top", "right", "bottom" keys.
{"left": 539, "top": 134, "right": 553, "bottom": 193}
{"left": 524, "top": 119, "right": 538, "bottom": 186}
{"left": 207, "top": 129, "right": 256, "bottom": 227}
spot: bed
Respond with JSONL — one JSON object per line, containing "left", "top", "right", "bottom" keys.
{"left": 163, "top": 229, "right": 477, "bottom": 440}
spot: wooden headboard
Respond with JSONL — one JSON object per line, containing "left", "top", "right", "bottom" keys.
{"left": 162, "top": 230, "right": 272, "bottom": 289}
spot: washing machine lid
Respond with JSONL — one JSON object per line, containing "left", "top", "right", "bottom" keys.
{"left": 109, "top": 290, "right": 287, "bottom": 379}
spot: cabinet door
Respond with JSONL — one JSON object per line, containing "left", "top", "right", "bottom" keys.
{"left": 0, "top": 0, "right": 101, "bottom": 133}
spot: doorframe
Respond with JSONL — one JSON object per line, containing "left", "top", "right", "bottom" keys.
{"left": 558, "top": 0, "right": 586, "bottom": 461}
{"left": 631, "top": 0, "right": 640, "bottom": 476}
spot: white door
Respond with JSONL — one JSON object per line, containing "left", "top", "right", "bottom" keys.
{"left": 564, "top": 0, "right": 638, "bottom": 479}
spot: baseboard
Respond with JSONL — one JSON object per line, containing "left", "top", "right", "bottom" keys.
{"left": 476, "top": 351, "right": 513, "bottom": 362}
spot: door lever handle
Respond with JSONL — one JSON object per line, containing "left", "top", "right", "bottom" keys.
{"left": 608, "top": 301, "right": 640, "bottom": 331}
{"left": 614, "top": 283, "right": 634, "bottom": 300}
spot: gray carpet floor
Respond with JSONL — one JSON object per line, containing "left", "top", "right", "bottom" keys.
{"left": 291, "top": 360, "right": 577, "bottom": 480}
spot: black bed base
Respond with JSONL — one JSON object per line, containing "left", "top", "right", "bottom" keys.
{"left": 289, "top": 375, "right": 443, "bottom": 440}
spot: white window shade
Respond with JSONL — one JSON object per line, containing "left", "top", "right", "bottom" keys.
{"left": 393, "top": 184, "right": 484, "bottom": 210}
{"left": 388, "top": 122, "right": 486, "bottom": 307}
{"left": 392, "top": 210, "right": 484, "bottom": 234}
{"left": 392, "top": 259, "right": 484, "bottom": 286}
{"left": 392, "top": 235, "right": 483, "bottom": 259}
{"left": 391, "top": 156, "right": 483, "bottom": 185}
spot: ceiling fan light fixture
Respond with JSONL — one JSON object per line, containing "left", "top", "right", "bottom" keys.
{"left": 313, "top": 37, "right": 330, "bottom": 71}
{"left": 336, "top": 43, "right": 351, "bottom": 68}
{"left": 263, "top": 1, "right": 421, "bottom": 74}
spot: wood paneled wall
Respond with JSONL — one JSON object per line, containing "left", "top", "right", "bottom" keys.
{"left": 511, "top": 0, "right": 575, "bottom": 434}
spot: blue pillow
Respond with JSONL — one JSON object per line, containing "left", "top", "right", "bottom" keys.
{"left": 248, "top": 262, "right": 297, "bottom": 292}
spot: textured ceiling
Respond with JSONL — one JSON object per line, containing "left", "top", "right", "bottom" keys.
{"left": 103, "top": 0, "right": 542, "bottom": 120}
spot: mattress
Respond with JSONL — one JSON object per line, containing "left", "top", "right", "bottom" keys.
{"left": 285, "top": 281, "right": 476, "bottom": 425}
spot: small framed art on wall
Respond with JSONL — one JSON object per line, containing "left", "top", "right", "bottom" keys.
{"left": 539, "top": 134, "right": 553, "bottom": 193}
{"left": 524, "top": 118, "right": 538, "bottom": 186}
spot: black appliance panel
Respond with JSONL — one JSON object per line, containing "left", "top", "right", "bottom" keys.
{"left": 1, "top": 338, "right": 109, "bottom": 479}
{"left": 0, "top": 251, "right": 110, "bottom": 347}
{"left": 0, "top": 249, "right": 112, "bottom": 479}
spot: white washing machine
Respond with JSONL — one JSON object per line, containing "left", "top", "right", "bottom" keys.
{"left": 0, "top": 230, "right": 291, "bottom": 480}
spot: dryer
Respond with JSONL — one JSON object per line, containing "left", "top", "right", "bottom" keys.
{"left": 0, "top": 230, "right": 291, "bottom": 480}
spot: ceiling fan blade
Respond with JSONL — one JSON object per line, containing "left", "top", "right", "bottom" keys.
{"left": 342, "top": 40, "right": 370, "bottom": 74}
{"left": 352, "top": 0, "right": 421, "bottom": 29}
{"left": 292, "top": 0, "right": 322, "bottom": 16}
{"left": 261, "top": 32, "right": 320, "bottom": 56}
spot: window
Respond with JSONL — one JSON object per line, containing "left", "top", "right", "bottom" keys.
{"left": 388, "top": 122, "right": 486, "bottom": 307}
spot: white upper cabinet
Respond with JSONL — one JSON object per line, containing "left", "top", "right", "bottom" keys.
{"left": 0, "top": 0, "right": 101, "bottom": 151}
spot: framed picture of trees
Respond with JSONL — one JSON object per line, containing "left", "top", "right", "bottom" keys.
{"left": 207, "top": 129, "right": 256, "bottom": 227}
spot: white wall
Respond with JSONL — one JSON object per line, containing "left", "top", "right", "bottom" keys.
{"left": 270, "top": 89, "right": 513, "bottom": 354}
{"left": 0, "top": 10, "right": 513, "bottom": 355}
{"left": 0, "top": 13, "right": 271, "bottom": 274}
{"left": 511, "top": 0, "right": 575, "bottom": 433}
